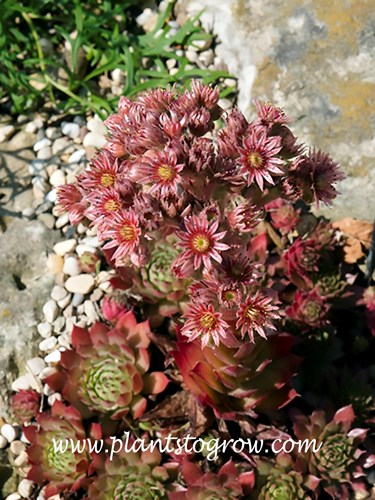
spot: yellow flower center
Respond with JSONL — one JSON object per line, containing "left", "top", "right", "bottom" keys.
{"left": 244, "top": 306, "right": 258, "bottom": 319}
{"left": 104, "top": 199, "right": 120, "bottom": 212}
{"left": 157, "top": 164, "right": 175, "bottom": 182}
{"left": 200, "top": 312, "right": 217, "bottom": 331}
{"left": 248, "top": 152, "right": 265, "bottom": 169}
{"left": 100, "top": 173, "right": 115, "bottom": 187}
{"left": 119, "top": 225, "right": 137, "bottom": 241}
{"left": 192, "top": 234, "right": 211, "bottom": 253}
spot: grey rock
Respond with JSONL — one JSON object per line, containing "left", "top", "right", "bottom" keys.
{"left": 181, "top": 0, "right": 375, "bottom": 220}
{"left": 0, "top": 219, "right": 58, "bottom": 419}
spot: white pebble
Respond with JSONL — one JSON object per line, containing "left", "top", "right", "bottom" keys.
{"left": 44, "top": 350, "right": 61, "bottom": 363}
{"left": 0, "top": 436, "right": 8, "bottom": 448}
{"left": 84, "top": 300, "right": 98, "bottom": 323}
{"left": 65, "top": 274, "right": 95, "bottom": 294}
{"left": 58, "top": 334, "right": 71, "bottom": 348}
{"left": 0, "top": 124, "right": 15, "bottom": 143}
{"left": 14, "top": 450, "right": 28, "bottom": 467}
{"left": 65, "top": 316, "right": 78, "bottom": 331}
{"left": 39, "top": 367, "right": 57, "bottom": 379}
{"left": 52, "top": 136, "right": 73, "bottom": 155}
{"left": 63, "top": 304, "right": 74, "bottom": 318}
{"left": 43, "top": 384, "right": 54, "bottom": 396}
{"left": 18, "top": 478, "right": 34, "bottom": 498}
{"left": 45, "top": 189, "right": 58, "bottom": 203}
{"left": 10, "top": 440, "right": 26, "bottom": 455}
{"left": 53, "top": 316, "right": 65, "bottom": 332}
{"left": 45, "top": 127, "right": 61, "bottom": 140}
{"left": 25, "top": 121, "right": 38, "bottom": 134}
{"left": 33, "top": 137, "right": 51, "bottom": 152}
{"left": 5, "top": 493, "right": 21, "bottom": 500}
{"left": 75, "top": 318, "right": 87, "bottom": 328}
{"left": 57, "top": 294, "right": 71, "bottom": 309}
{"left": 49, "top": 169, "right": 66, "bottom": 187}
{"left": 82, "top": 236, "right": 100, "bottom": 247}
{"left": 43, "top": 300, "right": 59, "bottom": 323}
{"left": 51, "top": 285, "right": 68, "bottom": 301}
{"left": 86, "top": 117, "right": 107, "bottom": 135}
{"left": 75, "top": 243, "right": 96, "bottom": 255}
{"left": 63, "top": 256, "right": 81, "bottom": 276}
{"left": 11, "top": 374, "right": 40, "bottom": 392}
{"left": 37, "top": 322, "right": 52, "bottom": 338}
{"left": 83, "top": 131, "right": 107, "bottom": 149}
{"left": 111, "top": 68, "right": 124, "bottom": 84}
{"left": 53, "top": 239, "right": 77, "bottom": 256}
{"left": 1, "top": 424, "right": 18, "bottom": 443}
{"left": 90, "top": 288, "right": 103, "bottom": 302}
{"left": 61, "top": 122, "right": 80, "bottom": 139}
{"left": 27, "top": 357, "right": 46, "bottom": 376}
{"left": 98, "top": 281, "right": 111, "bottom": 292}
{"left": 68, "top": 148, "right": 86, "bottom": 163}
{"left": 37, "top": 147, "right": 51, "bottom": 160}
{"left": 39, "top": 336, "right": 57, "bottom": 351}
{"left": 55, "top": 213, "right": 69, "bottom": 228}
{"left": 29, "top": 159, "right": 45, "bottom": 175}
{"left": 48, "top": 393, "right": 62, "bottom": 406}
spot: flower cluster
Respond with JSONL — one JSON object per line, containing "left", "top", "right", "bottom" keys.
{"left": 59, "top": 81, "right": 344, "bottom": 349}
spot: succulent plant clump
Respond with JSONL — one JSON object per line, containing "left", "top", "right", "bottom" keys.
{"left": 45, "top": 311, "right": 169, "bottom": 420}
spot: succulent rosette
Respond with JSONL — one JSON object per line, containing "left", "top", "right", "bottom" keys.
{"left": 173, "top": 329, "right": 300, "bottom": 419}
{"left": 291, "top": 405, "right": 374, "bottom": 498}
{"left": 255, "top": 453, "right": 318, "bottom": 499}
{"left": 46, "top": 311, "right": 169, "bottom": 419}
{"left": 169, "top": 459, "right": 254, "bottom": 500}
{"left": 11, "top": 389, "right": 40, "bottom": 423}
{"left": 23, "top": 401, "right": 93, "bottom": 498}
{"left": 286, "top": 289, "right": 329, "bottom": 328}
{"left": 87, "top": 441, "right": 173, "bottom": 500}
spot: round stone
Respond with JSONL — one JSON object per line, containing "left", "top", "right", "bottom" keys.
{"left": 57, "top": 294, "right": 71, "bottom": 309}
{"left": 18, "top": 479, "right": 34, "bottom": 498}
{"left": 1, "top": 424, "right": 18, "bottom": 443}
{"left": 10, "top": 440, "right": 26, "bottom": 455}
{"left": 44, "top": 350, "right": 61, "bottom": 363}
{"left": 47, "top": 254, "right": 64, "bottom": 274}
{"left": 63, "top": 256, "right": 81, "bottom": 276}
{"left": 65, "top": 274, "right": 95, "bottom": 294}
{"left": 37, "top": 146, "right": 52, "bottom": 160}
{"left": 43, "top": 300, "right": 59, "bottom": 323}
{"left": 39, "top": 336, "right": 57, "bottom": 351}
{"left": 55, "top": 213, "right": 69, "bottom": 229}
{"left": 11, "top": 374, "right": 40, "bottom": 392}
{"left": 51, "top": 285, "right": 68, "bottom": 301}
{"left": 5, "top": 493, "right": 21, "bottom": 500}
{"left": 53, "top": 239, "right": 77, "bottom": 256}
{"left": 61, "top": 121, "right": 80, "bottom": 139}
{"left": 49, "top": 169, "right": 66, "bottom": 187}
{"left": 83, "top": 131, "right": 107, "bottom": 149}
{"left": 37, "top": 322, "right": 52, "bottom": 338}
{"left": 27, "top": 357, "right": 46, "bottom": 376}
{"left": 86, "top": 117, "right": 107, "bottom": 135}
{"left": 14, "top": 450, "right": 28, "bottom": 467}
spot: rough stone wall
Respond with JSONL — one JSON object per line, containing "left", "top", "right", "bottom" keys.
{"left": 181, "top": 0, "right": 375, "bottom": 221}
